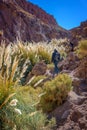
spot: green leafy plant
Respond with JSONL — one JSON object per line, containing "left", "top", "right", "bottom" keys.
{"left": 39, "top": 74, "right": 72, "bottom": 112}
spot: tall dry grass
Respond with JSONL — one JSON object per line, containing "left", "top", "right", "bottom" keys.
{"left": 0, "top": 38, "right": 70, "bottom": 130}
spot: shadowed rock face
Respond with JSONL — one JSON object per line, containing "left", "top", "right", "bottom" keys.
{"left": 70, "top": 20, "right": 87, "bottom": 45}
{"left": 0, "top": 0, "right": 68, "bottom": 43}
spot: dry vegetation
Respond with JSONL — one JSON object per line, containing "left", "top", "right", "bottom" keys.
{"left": 0, "top": 39, "right": 73, "bottom": 130}
{"left": 76, "top": 39, "right": 87, "bottom": 58}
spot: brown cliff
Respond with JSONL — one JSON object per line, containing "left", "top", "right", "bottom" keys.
{"left": 0, "top": 0, "right": 68, "bottom": 43}
{"left": 70, "top": 20, "right": 87, "bottom": 45}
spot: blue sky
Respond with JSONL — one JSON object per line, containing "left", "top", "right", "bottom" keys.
{"left": 27, "top": 0, "right": 87, "bottom": 30}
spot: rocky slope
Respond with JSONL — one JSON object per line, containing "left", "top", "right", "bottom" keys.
{"left": 50, "top": 53, "right": 87, "bottom": 130}
{"left": 0, "top": 0, "right": 68, "bottom": 43}
{"left": 26, "top": 52, "right": 87, "bottom": 130}
{"left": 70, "top": 20, "right": 87, "bottom": 45}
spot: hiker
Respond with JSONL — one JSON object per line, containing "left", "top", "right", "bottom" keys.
{"left": 51, "top": 49, "right": 60, "bottom": 76}
{"left": 70, "top": 42, "right": 74, "bottom": 51}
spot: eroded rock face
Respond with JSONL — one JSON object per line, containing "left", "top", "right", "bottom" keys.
{"left": 58, "top": 53, "right": 87, "bottom": 94}
{"left": 58, "top": 52, "right": 79, "bottom": 71}
{"left": 70, "top": 20, "right": 87, "bottom": 45}
{"left": 58, "top": 99, "right": 87, "bottom": 130}
{"left": 73, "top": 56, "right": 87, "bottom": 83}
{"left": 0, "top": 0, "right": 68, "bottom": 43}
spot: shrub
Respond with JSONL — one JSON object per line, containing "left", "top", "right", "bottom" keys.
{"left": 13, "top": 57, "right": 32, "bottom": 85}
{"left": 37, "top": 46, "right": 51, "bottom": 64}
{"left": 27, "top": 75, "right": 46, "bottom": 88}
{"left": 0, "top": 53, "right": 18, "bottom": 109}
{"left": 0, "top": 40, "right": 72, "bottom": 129}
{"left": 0, "top": 73, "right": 16, "bottom": 130}
{"left": 39, "top": 74, "right": 72, "bottom": 112}
{"left": 76, "top": 40, "right": 87, "bottom": 58}
{"left": 0, "top": 85, "right": 56, "bottom": 130}
{"left": 6, "top": 86, "right": 56, "bottom": 130}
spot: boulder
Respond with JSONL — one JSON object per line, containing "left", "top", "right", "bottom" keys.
{"left": 25, "top": 61, "right": 47, "bottom": 84}
{"left": 31, "top": 61, "right": 47, "bottom": 76}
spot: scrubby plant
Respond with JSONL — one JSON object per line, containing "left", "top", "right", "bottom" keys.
{"left": 50, "top": 38, "right": 68, "bottom": 46}
{"left": 13, "top": 57, "right": 32, "bottom": 85}
{"left": 0, "top": 43, "right": 18, "bottom": 81}
{"left": 13, "top": 41, "right": 39, "bottom": 66}
{"left": 37, "top": 45, "right": 51, "bottom": 64}
{"left": 0, "top": 42, "right": 33, "bottom": 85}
{"left": 0, "top": 84, "right": 56, "bottom": 130}
{"left": 27, "top": 75, "right": 46, "bottom": 88}
{"left": 39, "top": 73, "right": 72, "bottom": 112}
{"left": 0, "top": 50, "right": 18, "bottom": 110}
{"left": 0, "top": 39, "right": 72, "bottom": 129}
{"left": 0, "top": 71, "right": 16, "bottom": 130}
{"left": 0, "top": 97, "right": 19, "bottom": 130}
{"left": 0, "top": 74, "right": 15, "bottom": 107}
{"left": 76, "top": 39, "right": 87, "bottom": 58}
{"left": 4, "top": 86, "right": 56, "bottom": 130}
{"left": 0, "top": 44, "right": 22, "bottom": 129}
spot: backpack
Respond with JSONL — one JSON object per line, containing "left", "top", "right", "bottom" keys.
{"left": 54, "top": 52, "right": 60, "bottom": 62}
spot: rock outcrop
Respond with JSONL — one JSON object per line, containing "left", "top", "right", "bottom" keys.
{"left": 31, "top": 61, "right": 47, "bottom": 76}
{"left": 25, "top": 61, "right": 47, "bottom": 84}
{"left": 58, "top": 52, "right": 80, "bottom": 71}
{"left": 57, "top": 97, "right": 87, "bottom": 130}
{"left": 73, "top": 56, "right": 87, "bottom": 83}
{"left": 0, "top": 0, "right": 68, "bottom": 43}
{"left": 55, "top": 52, "right": 87, "bottom": 130}
{"left": 70, "top": 20, "right": 87, "bottom": 45}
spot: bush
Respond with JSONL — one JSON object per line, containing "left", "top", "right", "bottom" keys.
{"left": 0, "top": 68, "right": 16, "bottom": 109}
{"left": 0, "top": 73, "right": 16, "bottom": 130}
{"left": 39, "top": 74, "right": 72, "bottom": 112}
{"left": 27, "top": 75, "right": 46, "bottom": 88}
{"left": 37, "top": 46, "right": 51, "bottom": 64}
{"left": 0, "top": 86, "right": 56, "bottom": 130}
{"left": 76, "top": 40, "right": 87, "bottom": 58}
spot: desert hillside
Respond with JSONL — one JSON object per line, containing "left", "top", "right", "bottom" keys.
{"left": 70, "top": 20, "right": 87, "bottom": 45}
{"left": 0, "top": 0, "right": 87, "bottom": 130}
{"left": 0, "top": 0, "right": 68, "bottom": 43}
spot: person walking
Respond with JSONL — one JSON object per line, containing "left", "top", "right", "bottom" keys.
{"left": 51, "top": 49, "right": 60, "bottom": 76}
